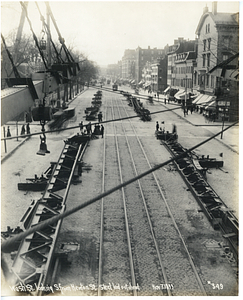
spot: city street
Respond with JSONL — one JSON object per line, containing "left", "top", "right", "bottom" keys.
{"left": 1, "top": 85, "right": 238, "bottom": 296}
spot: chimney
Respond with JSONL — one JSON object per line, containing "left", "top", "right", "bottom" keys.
{"left": 212, "top": 2, "right": 217, "bottom": 15}
{"left": 203, "top": 5, "right": 208, "bottom": 14}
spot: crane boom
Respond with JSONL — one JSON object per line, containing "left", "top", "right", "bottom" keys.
{"left": 14, "top": 1, "right": 28, "bottom": 62}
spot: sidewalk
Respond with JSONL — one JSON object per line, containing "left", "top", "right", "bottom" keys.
{"left": 1, "top": 87, "right": 239, "bottom": 163}
{"left": 135, "top": 88, "right": 239, "bottom": 154}
{"left": 1, "top": 88, "right": 88, "bottom": 163}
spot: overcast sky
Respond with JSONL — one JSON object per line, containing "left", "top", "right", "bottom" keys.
{"left": 1, "top": 1, "right": 240, "bottom": 66}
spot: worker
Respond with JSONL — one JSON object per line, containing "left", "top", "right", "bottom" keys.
{"left": 100, "top": 125, "right": 104, "bottom": 138}
{"left": 79, "top": 121, "right": 84, "bottom": 134}
{"left": 98, "top": 112, "right": 103, "bottom": 122}
{"left": 86, "top": 122, "right": 92, "bottom": 134}
{"left": 21, "top": 124, "right": 25, "bottom": 135}
{"left": 7, "top": 126, "right": 11, "bottom": 137}
{"left": 156, "top": 121, "right": 159, "bottom": 131}
{"left": 26, "top": 123, "right": 30, "bottom": 134}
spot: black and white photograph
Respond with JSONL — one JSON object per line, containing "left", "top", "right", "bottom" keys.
{"left": 1, "top": 0, "right": 239, "bottom": 297}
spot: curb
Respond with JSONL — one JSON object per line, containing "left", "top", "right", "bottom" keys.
{"left": 156, "top": 102, "right": 239, "bottom": 155}
{"left": 1, "top": 90, "right": 89, "bottom": 164}
{"left": 1, "top": 136, "right": 30, "bottom": 163}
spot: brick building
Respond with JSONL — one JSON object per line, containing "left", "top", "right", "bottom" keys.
{"left": 193, "top": 2, "right": 239, "bottom": 121}
{"left": 135, "top": 46, "right": 164, "bottom": 84}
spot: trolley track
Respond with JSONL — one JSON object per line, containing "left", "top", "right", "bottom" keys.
{"left": 114, "top": 97, "right": 207, "bottom": 295}
{"left": 97, "top": 98, "right": 135, "bottom": 296}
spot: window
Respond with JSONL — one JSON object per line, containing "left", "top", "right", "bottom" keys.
{"left": 223, "top": 54, "right": 229, "bottom": 61}
{"left": 206, "top": 74, "right": 210, "bottom": 86}
{"left": 211, "top": 75, "right": 214, "bottom": 87}
{"left": 208, "top": 23, "right": 210, "bottom": 33}
{"left": 207, "top": 53, "right": 210, "bottom": 67}
{"left": 202, "top": 54, "right": 206, "bottom": 67}
{"left": 205, "top": 24, "right": 208, "bottom": 33}
{"left": 208, "top": 38, "right": 211, "bottom": 50}
{"left": 223, "top": 37, "right": 230, "bottom": 48}
{"left": 203, "top": 39, "right": 206, "bottom": 51}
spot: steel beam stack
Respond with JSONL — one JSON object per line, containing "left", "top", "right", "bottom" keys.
{"left": 10, "top": 134, "right": 89, "bottom": 295}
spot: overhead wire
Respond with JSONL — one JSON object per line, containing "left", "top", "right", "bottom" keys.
{"left": 1, "top": 120, "right": 238, "bottom": 253}
{"left": 1, "top": 97, "right": 221, "bottom": 142}
{"left": 1, "top": 84, "right": 239, "bottom": 141}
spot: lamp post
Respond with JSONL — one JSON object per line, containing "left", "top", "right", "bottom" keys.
{"left": 220, "top": 102, "right": 228, "bottom": 139}
{"left": 184, "top": 74, "right": 187, "bottom": 113}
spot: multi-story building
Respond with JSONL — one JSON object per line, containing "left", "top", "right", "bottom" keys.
{"left": 135, "top": 46, "right": 164, "bottom": 84}
{"left": 121, "top": 49, "right": 135, "bottom": 80}
{"left": 194, "top": 1, "right": 239, "bottom": 120}
{"left": 106, "top": 63, "right": 121, "bottom": 82}
{"left": 167, "top": 38, "right": 196, "bottom": 89}
{"left": 151, "top": 57, "right": 167, "bottom": 94}
{"left": 172, "top": 51, "right": 197, "bottom": 103}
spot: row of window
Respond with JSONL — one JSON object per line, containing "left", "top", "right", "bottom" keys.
{"left": 202, "top": 53, "right": 211, "bottom": 67}
{"left": 170, "top": 73, "right": 218, "bottom": 89}
{"left": 196, "top": 73, "right": 215, "bottom": 88}
{"left": 171, "top": 66, "right": 193, "bottom": 74}
{"left": 171, "top": 78, "right": 193, "bottom": 89}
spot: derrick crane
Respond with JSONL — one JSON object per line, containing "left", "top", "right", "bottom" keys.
{"left": 13, "top": 1, "right": 28, "bottom": 63}
{"left": 1, "top": 34, "right": 21, "bottom": 79}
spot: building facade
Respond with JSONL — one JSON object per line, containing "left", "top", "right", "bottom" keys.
{"left": 151, "top": 57, "right": 168, "bottom": 94}
{"left": 194, "top": 2, "right": 239, "bottom": 120}
{"left": 135, "top": 46, "right": 164, "bottom": 84}
{"left": 167, "top": 38, "right": 196, "bottom": 91}
{"left": 121, "top": 49, "right": 135, "bottom": 80}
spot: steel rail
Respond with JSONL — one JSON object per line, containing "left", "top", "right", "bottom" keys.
{"left": 1, "top": 121, "right": 238, "bottom": 254}
{"left": 163, "top": 141, "right": 238, "bottom": 260}
{"left": 1, "top": 106, "right": 184, "bottom": 142}
{"left": 120, "top": 97, "right": 207, "bottom": 295}
{"left": 97, "top": 109, "right": 107, "bottom": 296}
{"left": 115, "top": 100, "right": 171, "bottom": 296}
{"left": 111, "top": 104, "right": 137, "bottom": 296}
{"left": 8, "top": 137, "right": 88, "bottom": 295}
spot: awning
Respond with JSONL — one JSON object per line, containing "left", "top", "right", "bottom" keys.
{"left": 195, "top": 95, "right": 215, "bottom": 106}
{"left": 192, "top": 94, "right": 205, "bottom": 104}
{"left": 163, "top": 86, "right": 170, "bottom": 94}
{"left": 174, "top": 90, "right": 185, "bottom": 100}
{"left": 205, "top": 100, "right": 216, "bottom": 110}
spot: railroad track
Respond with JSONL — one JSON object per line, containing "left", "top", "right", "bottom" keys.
{"left": 97, "top": 99, "right": 137, "bottom": 296}
{"left": 118, "top": 97, "right": 207, "bottom": 295}
{"left": 97, "top": 93, "right": 207, "bottom": 296}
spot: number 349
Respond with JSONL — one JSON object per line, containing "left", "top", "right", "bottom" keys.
{"left": 207, "top": 282, "right": 223, "bottom": 290}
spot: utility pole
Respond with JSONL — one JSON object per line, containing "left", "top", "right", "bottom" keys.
{"left": 221, "top": 103, "right": 227, "bottom": 139}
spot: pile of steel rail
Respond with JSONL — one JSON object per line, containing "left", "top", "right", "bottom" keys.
{"left": 85, "top": 90, "right": 102, "bottom": 120}
{"left": 7, "top": 134, "right": 89, "bottom": 295}
{"left": 163, "top": 139, "right": 238, "bottom": 260}
{"left": 123, "top": 92, "right": 151, "bottom": 121}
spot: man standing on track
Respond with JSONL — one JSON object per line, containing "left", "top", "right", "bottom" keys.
{"left": 98, "top": 112, "right": 103, "bottom": 122}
